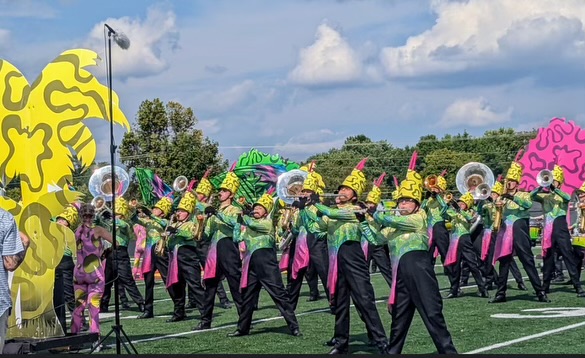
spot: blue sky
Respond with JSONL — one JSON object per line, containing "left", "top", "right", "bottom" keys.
{"left": 2, "top": 0, "right": 585, "bottom": 165}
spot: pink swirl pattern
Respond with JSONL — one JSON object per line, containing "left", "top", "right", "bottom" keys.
{"left": 518, "top": 117, "right": 585, "bottom": 193}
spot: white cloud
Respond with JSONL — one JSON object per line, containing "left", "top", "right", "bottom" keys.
{"left": 195, "top": 80, "right": 257, "bottom": 114}
{"left": 439, "top": 97, "right": 513, "bottom": 128}
{"left": 289, "top": 23, "right": 363, "bottom": 86}
{"left": 0, "top": 29, "right": 10, "bottom": 47}
{"left": 274, "top": 129, "right": 345, "bottom": 157}
{"left": 84, "top": 5, "right": 179, "bottom": 78}
{"left": 380, "top": 0, "right": 585, "bottom": 84}
{"left": 197, "top": 119, "right": 221, "bottom": 135}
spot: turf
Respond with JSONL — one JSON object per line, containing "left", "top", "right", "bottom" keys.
{"left": 88, "top": 247, "right": 585, "bottom": 354}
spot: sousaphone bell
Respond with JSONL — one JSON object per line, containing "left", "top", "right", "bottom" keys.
{"left": 536, "top": 169, "right": 553, "bottom": 188}
{"left": 456, "top": 162, "right": 495, "bottom": 200}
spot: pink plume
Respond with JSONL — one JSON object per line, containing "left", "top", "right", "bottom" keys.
{"left": 229, "top": 162, "right": 237, "bottom": 171}
{"left": 355, "top": 158, "right": 368, "bottom": 171}
{"left": 393, "top": 176, "right": 399, "bottom": 188}
{"left": 267, "top": 187, "right": 276, "bottom": 195}
{"left": 514, "top": 149, "right": 524, "bottom": 162}
{"left": 374, "top": 172, "right": 386, "bottom": 187}
{"left": 497, "top": 174, "right": 502, "bottom": 182}
{"left": 203, "top": 168, "right": 212, "bottom": 179}
{"left": 440, "top": 169, "right": 447, "bottom": 177}
{"left": 408, "top": 151, "right": 418, "bottom": 171}
{"left": 188, "top": 179, "right": 197, "bottom": 191}
{"left": 309, "top": 161, "right": 316, "bottom": 172}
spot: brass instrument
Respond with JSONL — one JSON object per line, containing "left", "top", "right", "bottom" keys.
{"left": 156, "top": 214, "right": 175, "bottom": 256}
{"left": 474, "top": 183, "right": 492, "bottom": 201}
{"left": 173, "top": 175, "right": 189, "bottom": 193}
{"left": 444, "top": 193, "right": 453, "bottom": 203}
{"left": 194, "top": 213, "right": 206, "bottom": 241}
{"left": 276, "top": 206, "right": 297, "bottom": 250}
{"left": 456, "top": 162, "right": 495, "bottom": 200}
{"left": 276, "top": 169, "right": 308, "bottom": 204}
{"left": 88, "top": 165, "right": 130, "bottom": 220}
{"left": 579, "top": 203, "right": 585, "bottom": 233}
{"left": 536, "top": 169, "right": 554, "bottom": 188}
{"left": 424, "top": 175, "right": 438, "bottom": 191}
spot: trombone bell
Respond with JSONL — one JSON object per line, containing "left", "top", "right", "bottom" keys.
{"left": 537, "top": 169, "right": 554, "bottom": 188}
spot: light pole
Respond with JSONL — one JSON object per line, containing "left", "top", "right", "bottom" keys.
{"left": 89, "top": 23, "right": 136, "bottom": 355}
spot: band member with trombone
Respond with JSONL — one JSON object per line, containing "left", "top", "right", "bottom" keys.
{"left": 228, "top": 190, "right": 301, "bottom": 337}
{"left": 421, "top": 171, "right": 455, "bottom": 281}
{"left": 194, "top": 163, "right": 244, "bottom": 331}
{"left": 286, "top": 164, "right": 330, "bottom": 309}
{"left": 190, "top": 171, "right": 233, "bottom": 310}
{"left": 131, "top": 197, "right": 174, "bottom": 319}
{"left": 100, "top": 197, "right": 145, "bottom": 314}
{"left": 361, "top": 157, "right": 457, "bottom": 354}
{"left": 444, "top": 192, "right": 488, "bottom": 298}
{"left": 304, "top": 158, "right": 389, "bottom": 355}
{"left": 530, "top": 165, "right": 585, "bottom": 297}
{"left": 491, "top": 152, "right": 548, "bottom": 303}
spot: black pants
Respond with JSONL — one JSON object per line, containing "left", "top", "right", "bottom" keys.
{"left": 168, "top": 245, "right": 205, "bottom": 318}
{"left": 200, "top": 238, "right": 243, "bottom": 326}
{"left": 542, "top": 217, "right": 582, "bottom": 291}
{"left": 449, "top": 235, "right": 486, "bottom": 294}
{"left": 238, "top": 248, "right": 299, "bottom": 333}
{"left": 429, "top": 222, "right": 455, "bottom": 282}
{"left": 460, "top": 227, "right": 483, "bottom": 284}
{"left": 496, "top": 219, "right": 543, "bottom": 297}
{"left": 388, "top": 250, "right": 457, "bottom": 354}
{"left": 288, "top": 233, "right": 330, "bottom": 310}
{"left": 367, "top": 243, "right": 392, "bottom": 289}
{"left": 54, "top": 255, "right": 75, "bottom": 333}
{"left": 192, "top": 243, "right": 230, "bottom": 305}
{"left": 143, "top": 245, "right": 170, "bottom": 315}
{"left": 305, "top": 261, "right": 321, "bottom": 298}
{"left": 101, "top": 247, "right": 144, "bottom": 309}
{"left": 333, "top": 241, "right": 387, "bottom": 350}
{"left": 285, "top": 237, "right": 319, "bottom": 300}
{"left": 573, "top": 246, "right": 585, "bottom": 279}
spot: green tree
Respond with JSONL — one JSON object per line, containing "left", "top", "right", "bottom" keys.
{"left": 119, "top": 99, "right": 227, "bottom": 199}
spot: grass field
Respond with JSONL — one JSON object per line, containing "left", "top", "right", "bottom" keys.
{"left": 85, "top": 246, "right": 585, "bottom": 354}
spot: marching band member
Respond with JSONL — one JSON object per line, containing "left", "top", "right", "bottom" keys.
{"left": 361, "top": 162, "right": 457, "bottom": 354}
{"left": 571, "top": 182, "right": 585, "bottom": 279}
{"left": 194, "top": 164, "right": 244, "bottom": 331}
{"left": 53, "top": 205, "right": 79, "bottom": 332}
{"left": 288, "top": 164, "right": 330, "bottom": 309}
{"left": 304, "top": 158, "right": 389, "bottom": 355}
{"left": 166, "top": 191, "right": 204, "bottom": 322}
{"left": 132, "top": 197, "right": 174, "bottom": 319}
{"left": 531, "top": 165, "right": 585, "bottom": 297}
{"left": 100, "top": 198, "right": 145, "bottom": 313}
{"left": 491, "top": 153, "right": 548, "bottom": 303}
{"left": 421, "top": 170, "right": 456, "bottom": 283}
{"left": 71, "top": 204, "right": 112, "bottom": 337}
{"left": 444, "top": 192, "right": 488, "bottom": 298}
{"left": 362, "top": 173, "right": 392, "bottom": 289}
{"left": 190, "top": 170, "right": 232, "bottom": 310}
{"left": 228, "top": 190, "right": 301, "bottom": 337}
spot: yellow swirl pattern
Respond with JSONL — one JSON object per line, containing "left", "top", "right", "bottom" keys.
{"left": 255, "top": 192, "right": 275, "bottom": 213}
{"left": 0, "top": 49, "right": 129, "bottom": 338}
{"left": 154, "top": 197, "right": 173, "bottom": 216}
{"left": 341, "top": 168, "right": 367, "bottom": 197}
{"left": 178, "top": 191, "right": 197, "bottom": 214}
{"left": 552, "top": 165, "right": 564, "bottom": 184}
{"left": 220, "top": 172, "right": 240, "bottom": 194}
{"left": 492, "top": 181, "right": 504, "bottom": 195}
{"left": 195, "top": 177, "right": 213, "bottom": 197}
{"left": 506, "top": 162, "right": 523, "bottom": 182}
{"left": 437, "top": 175, "right": 447, "bottom": 191}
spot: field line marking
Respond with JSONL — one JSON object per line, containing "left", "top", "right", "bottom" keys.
{"left": 464, "top": 320, "right": 585, "bottom": 354}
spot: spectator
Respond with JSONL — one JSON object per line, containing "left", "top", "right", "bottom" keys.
{"left": 0, "top": 208, "right": 29, "bottom": 353}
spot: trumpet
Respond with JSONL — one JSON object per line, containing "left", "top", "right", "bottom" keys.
{"left": 444, "top": 193, "right": 453, "bottom": 203}
{"left": 156, "top": 214, "right": 175, "bottom": 256}
{"left": 537, "top": 169, "right": 554, "bottom": 188}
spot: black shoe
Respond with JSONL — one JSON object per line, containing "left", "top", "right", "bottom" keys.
{"left": 489, "top": 295, "right": 506, "bottom": 303}
{"left": 329, "top": 347, "right": 348, "bottom": 354}
{"left": 138, "top": 311, "right": 153, "bottom": 319}
{"left": 138, "top": 303, "right": 145, "bottom": 312}
{"left": 537, "top": 292, "right": 551, "bottom": 302}
{"left": 445, "top": 291, "right": 459, "bottom": 299}
{"left": 166, "top": 315, "right": 186, "bottom": 322}
{"left": 324, "top": 338, "right": 338, "bottom": 347}
{"left": 517, "top": 282, "right": 528, "bottom": 291}
{"left": 219, "top": 301, "right": 232, "bottom": 309}
{"left": 552, "top": 276, "right": 566, "bottom": 283}
{"left": 377, "top": 343, "right": 389, "bottom": 354}
{"left": 291, "top": 328, "right": 302, "bottom": 337}
{"left": 99, "top": 306, "right": 109, "bottom": 313}
{"left": 307, "top": 295, "right": 322, "bottom": 302}
{"left": 227, "top": 330, "right": 248, "bottom": 337}
{"left": 121, "top": 302, "right": 131, "bottom": 310}
{"left": 193, "top": 322, "right": 211, "bottom": 331}
{"left": 577, "top": 290, "right": 585, "bottom": 298}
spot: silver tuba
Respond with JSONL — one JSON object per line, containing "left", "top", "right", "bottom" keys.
{"left": 276, "top": 169, "right": 309, "bottom": 205}
{"left": 173, "top": 175, "right": 189, "bottom": 193}
{"left": 88, "top": 165, "right": 130, "bottom": 217}
{"left": 536, "top": 169, "right": 553, "bottom": 188}
{"left": 456, "top": 162, "right": 495, "bottom": 200}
